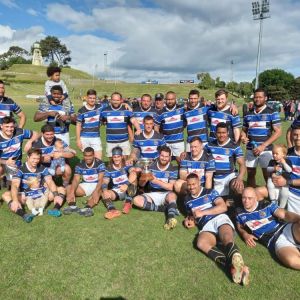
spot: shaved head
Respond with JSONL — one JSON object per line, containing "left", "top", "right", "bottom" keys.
{"left": 242, "top": 187, "right": 258, "bottom": 211}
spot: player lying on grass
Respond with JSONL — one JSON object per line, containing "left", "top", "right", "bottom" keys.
{"left": 184, "top": 173, "right": 250, "bottom": 286}
{"left": 236, "top": 187, "right": 300, "bottom": 270}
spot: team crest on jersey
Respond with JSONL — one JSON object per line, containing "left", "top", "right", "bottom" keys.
{"left": 259, "top": 211, "right": 266, "bottom": 218}
{"left": 203, "top": 196, "right": 209, "bottom": 202}
{"left": 261, "top": 115, "right": 267, "bottom": 121}
{"left": 14, "top": 137, "right": 20, "bottom": 143}
{"left": 225, "top": 149, "right": 230, "bottom": 155}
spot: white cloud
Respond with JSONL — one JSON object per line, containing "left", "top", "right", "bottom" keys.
{"left": 0, "top": 0, "right": 18, "bottom": 8}
{"left": 0, "top": 26, "right": 44, "bottom": 55}
{"left": 26, "top": 8, "right": 38, "bottom": 16}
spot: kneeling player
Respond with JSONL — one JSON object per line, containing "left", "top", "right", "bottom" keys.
{"left": 63, "top": 147, "right": 105, "bottom": 217}
{"left": 133, "top": 145, "right": 179, "bottom": 230}
{"left": 237, "top": 187, "right": 300, "bottom": 270}
{"left": 101, "top": 147, "right": 137, "bottom": 219}
{"left": 184, "top": 173, "right": 250, "bottom": 285}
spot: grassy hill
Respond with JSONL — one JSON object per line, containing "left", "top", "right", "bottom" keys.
{"left": 0, "top": 64, "right": 238, "bottom": 105}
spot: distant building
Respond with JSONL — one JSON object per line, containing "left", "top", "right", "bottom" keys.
{"left": 141, "top": 79, "right": 158, "bottom": 84}
{"left": 180, "top": 80, "right": 194, "bottom": 84}
{"left": 32, "top": 43, "right": 43, "bottom": 66}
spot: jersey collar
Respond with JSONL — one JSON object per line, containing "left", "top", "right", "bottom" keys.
{"left": 254, "top": 105, "right": 267, "bottom": 114}
{"left": 143, "top": 130, "right": 154, "bottom": 139}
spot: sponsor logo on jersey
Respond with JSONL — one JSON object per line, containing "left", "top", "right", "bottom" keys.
{"left": 259, "top": 211, "right": 266, "bottom": 218}
{"left": 292, "top": 166, "right": 300, "bottom": 174}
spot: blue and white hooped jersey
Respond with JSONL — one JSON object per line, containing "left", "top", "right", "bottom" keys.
{"left": 74, "top": 158, "right": 105, "bottom": 183}
{"left": 0, "top": 97, "right": 22, "bottom": 122}
{"left": 184, "top": 105, "right": 210, "bottom": 143}
{"left": 132, "top": 106, "right": 157, "bottom": 131}
{"left": 207, "top": 106, "right": 241, "bottom": 141}
{"left": 156, "top": 106, "right": 185, "bottom": 143}
{"left": 243, "top": 106, "right": 281, "bottom": 150}
{"left": 77, "top": 104, "right": 102, "bottom": 138}
{"left": 287, "top": 147, "right": 300, "bottom": 196}
{"left": 32, "top": 136, "right": 68, "bottom": 168}
{"left": 101, "top": 105, "right": 133, "bottom": 143}
{"left": 146, "top": 161, "right": 178, "bottom": 192}
{"left": 205, "top": 139, "right": 243, "bottom": 179}
{"left": 236, "top": 201, "right": 284, "bottom": 248}
{"left": 0, "top": 128, "right": 32, "bottom": 166}
{"left": 13, "top": 162, "right": 50, "bottom": 197}
{"left": 104, "top": 164, "right": 133, "bottom": 189}
{"left": 184, "top": 188, "right": 221, "bottom": 229}
{"left": 38, "top": 101, "right": 75, "bottom": 134}
{"left": 132, "top": 130, "right": 166, "bottom": 159}
{"left": 180, "top": 151, "right": 215, "bottom": 185}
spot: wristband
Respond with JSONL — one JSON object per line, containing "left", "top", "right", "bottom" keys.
{"left": 53, "top": 191, "right": 59, "bottom": 197}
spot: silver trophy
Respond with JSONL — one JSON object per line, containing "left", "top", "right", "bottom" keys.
{"left": 136, "top": 158, "right": 153, "bottom": 174}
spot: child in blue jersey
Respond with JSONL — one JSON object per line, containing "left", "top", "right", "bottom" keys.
{"left": 267, "top": 144, "right": 292, "bottom": 208}
{"left": 48, "top": 139, "right": 67, "bottom": 176}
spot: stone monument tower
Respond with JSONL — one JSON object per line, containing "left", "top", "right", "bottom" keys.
{"left": 32, "top": 43, "right": 43, "bottom": 66}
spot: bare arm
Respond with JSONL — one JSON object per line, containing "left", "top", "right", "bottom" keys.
{"left": 204, "top": 172, "right": 213, "bottom": 189}
{"left": 130, "top": 117, "right": 141, "bottom": 133}
{"left": 76, "top": 122, "right": 82, "bottom": 150}
{"left": 233, "top": 127, "right": 241, "bottom": 144}
{"left": 129, "top": 148, "right": 140, "bottom": 162}
{"left": 24, "top": 131, "right": 40, "bottom": 153}
{"left": 150, "top": 178, "right": 175, "bottom": 191}
{"left": 236, "top": 222, "right": 258, "bottom": 248}
{"left": 286, "top": 127, "right": 292, "bottom": 148}
{"left": 34, "top": 110, "right": 57, "bottom": 122}
{"left": 17, "top": 111, "right": 26, "bottom": 128}
{"left": 67, "top": 174, "right": 81, "bottom": 201}
{"left": 193, "top": 197, "right": 227, "bottom": 218}
{"left": 274, "top": 208, "right": 300, "bottom": 223}
{"left": 236, "top": 157, "right": 246, "bottom": 181}
{"left": 179, "top": 170, "right": 188, "bottom": 180}
{"left": 11, "top": 178, "right": 21, "bottom": 203}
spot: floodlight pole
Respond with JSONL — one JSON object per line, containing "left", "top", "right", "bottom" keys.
{"left": 252, "top": 0, "right": 270, "bottom": 89}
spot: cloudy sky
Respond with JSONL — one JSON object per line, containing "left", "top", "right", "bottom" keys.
{"left": 0, "top": 0, "right": 300, "bottom": 83}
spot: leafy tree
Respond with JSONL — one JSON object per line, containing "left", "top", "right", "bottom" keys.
{"left": 290, "top": 77, "right": 300, "bottom": 100}
{"left": 0, "top": 46, "right": 31, "bottom": 70}
{"left": 237, "top": 82, "right": 253, "bottom": 98}
{"left": 37, "top": 36, "right": 71, "bottom": 66}
{"left": 197, "top": 72, "right": 215, "bottom": 90}
{"left": 226, "top": 81, "right": 239, "bottom": 93}
{"left": 215, "top": 77, "right": 226, "bottom": 88}
{"left": 257, "top": 69, "right": 294, "bottom": 100}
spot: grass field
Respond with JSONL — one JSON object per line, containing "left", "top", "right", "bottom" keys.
{"left": 1, "top": 67, "right": 300, "bottom": 299}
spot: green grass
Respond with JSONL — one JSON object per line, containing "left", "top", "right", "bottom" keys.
{"left": 0, "top": 73, "right": 300, "bottom": 299}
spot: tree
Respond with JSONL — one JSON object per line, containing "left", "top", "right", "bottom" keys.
{"left": 226, "top": 81, "right": 239, "bottom": 93}
{"left": 215, "top": 77, "right": 226, "bottom": 88}
{"left": 257, "top": 69, "right": 294, "bottom": 100}
{"left": 38, "top": 36, "right": 71, "bottom": 66}
{"left": 197, "top": 72, "right": 215, "bottom": 90}
{"left": 0, "top": 46, "right": 31, "bottom": 70}
{"left": 290, "top": 77, "right": 300, "bottom": 100}
{"left": 237, "top": 82, "right": 253, "bottom": 98}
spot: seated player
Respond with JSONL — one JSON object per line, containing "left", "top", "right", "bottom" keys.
{"left": 183, "top": 173, "right": 250, "bottom": 285}
{"left": 101, "top": 147, "right": 137, "bottom": 219}
{"left": 63, "top": 147, "right": 105, "bottom": 217}
{"left": 205, "top": 122, "right": 245, "bottom": 200}
{"left": 0, "top": 116, "right": 39, "bottom": 183}
{"left": 133, "top": 145, "right": 179, "bottom": 230}
{"left": 236, "top": 187, "right": 300, "bottom": 270}
{"left": 1, "top": 148, "right": 65, "bottom": 222}
{"left": 174, "top": 136, "right": 215, "bottom": 195}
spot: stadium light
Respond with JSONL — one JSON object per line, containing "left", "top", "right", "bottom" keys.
{"left": 252, "top": 0, "right": 270, "bottom": 89}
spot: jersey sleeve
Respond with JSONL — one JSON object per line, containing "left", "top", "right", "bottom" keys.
{"left": 97, "top": 162, "right": 106, "bottom": 173}
{"left": 23, "top": 129, "right": 33, "bottom": 139}
{"left": 206, "top": 154, "right": 216, "bottom": 172}
{"left": 74, "top": 165, "right": 82, "bottom": 175}
{"left": 235, "top": 146, "right": 244, "bottom": 158}
{"left": 232, "top": 114, "right": 242, "bottom": 128}
{"left": 271, "top": 111, "right": 281, "bottom": 127}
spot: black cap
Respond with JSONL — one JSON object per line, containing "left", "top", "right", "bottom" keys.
{"left": 155, "top": 93, "right": 164, "bottom": 100}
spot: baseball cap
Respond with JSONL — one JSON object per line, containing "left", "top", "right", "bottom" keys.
{"left": 155, "top": 93, "right": 164, "bottom": 100}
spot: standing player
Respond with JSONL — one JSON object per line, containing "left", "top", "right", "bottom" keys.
{"left": 207, "top": 89, "right": 241, "bottom": 143}
{"left": 174, "top": 137, "right": 215, "bottom": 195}
{"left": 184, "top": 90, "right": 210, "bottom": 151}
{"left": 241, "top": 88, "right": 281, "bottom": 187}
{"left": 76, "top": 89, "right": 102, "bottom": 159}
{"left": 0, "top": 80, "right": 26, "bottom": 127}
{"left": 184, "top": 173, "right": 250, "bottom": 285}
{"left": 129, "top": 115, "right": 166, "bottom": 162}
{"left": 205, "top": 123, "right": 246, "bottom": 198}
{"left": 64, "top": 147, "right": 105, "bottom": 217}
{"left": 133, "top": 145, "right": 179, "bottom": 230}
{"left": 155, "top": 91, "right": 185, "bottom": 162}
{"left": 237, "top": 187, "right": 300, "bottom": 270}
{"left": 34, "top": 85, "right": 76, "bottom": 146}
{"left": 132, "top": 94, "right": 157, "bottom": 131}
{"left": 100, "top": 92, "right": 141, "bottom": 158}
